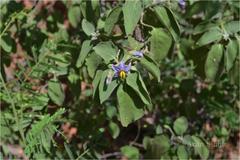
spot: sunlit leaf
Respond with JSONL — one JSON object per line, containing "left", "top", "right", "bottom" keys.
{"left": 205, "top": 44, "right": 223, "bottom": 81}
{"left": 82, "top": 19, "right": 95, "bottom": 36}
{"left": 99, "top": 70, "right": 118, "bottom": 104}
{"left": 104, "top": 6, "right": 122, "bottom": 35}
{"left": 68, "top": 5, "right": 81, "bottom": 28}
{"left": 150, "top": 28, "right": 172, "bottom": 63}
{"left": 126, "top": 72, "right": 151, "bottom": 105}
{"left": 121, "top": 145, "right": 139, "bottom": 159}
{"left": 154, "top": 6, "right": 180, "bottom": 42}
{"left": 117, "top": 85, "right": 144, "bottom": 127}
{"left": 109, "top": 121, "right": 120, "bottom": 139}
{"left": 122, "top": 0, "right": 143, "bottom": 35}
{"left": 225, "top": 39, "right": 239, "bottom": 72}
{"left": 93, "top": 41, "right": 117, "bottom": 63}
{"left": 191, "top": 135, "right": 209, "bottom": 159}
{"left": 173, "top": 116, "right": 188, "bottom": 135}
{"left": 140, "top": 55, "right": 161, "bottom": 82}
{"left": 196, "top": 27, "right": 222, "bottom": 47}
{"left": 76, "top": 40, "right": 93, "bottom": 68}
{"left": 48, "top": 79, "right": 65, "bottom": 106}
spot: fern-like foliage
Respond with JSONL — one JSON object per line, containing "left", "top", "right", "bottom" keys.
{"left": 24, "top": 108, "right": 65, "bottom": 157}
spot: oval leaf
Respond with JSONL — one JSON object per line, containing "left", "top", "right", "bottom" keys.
{"left": 154, "top": 6, "right": 180, "bottom": 42}
{"left": 140, "top": 55, "right": 161, "bottom": 82}
{"left": 225, "top": 39, "right": 238, "bottom": 72}
{"left": 117, "top": 85, "right": 144, "bottom": 127}
{"left": 150, "top": 28, "right": 172, "bottom": 63}
{"left": 126, "top": 72, "right": 151, "bottom": 105}
{"left": 120, "top": 145, "right": 139, "bottom": 159}
{"left": 93, "top": 41, "right": 117, "bottom": 63}
{"left": 196, "top": 27, "right": 222, "bottom": 47}
{"left": 109, "top": 121, "right": 120, "bottom": 139}
{"left": 122, "top": 0, "right": 143, "bottom": 35}
{"left": 48, "top": 79, "right": 65, "bottom": 106}
{"left": 68, "top": 6, "right": 81, "bottom": 28}
{"left": 191, "top": 136, "right": 209, "bottom": 159}
{"left": 177, "top": 145, "right": 188, "bottom": 160}
{"left": 99, "top": 70, "right": 119, "bottom": 104}
{"left": 205, "top": 44, "right": 223, "bottom": 81}
{"left": 104, "top": 6, "right": 122, "bottom": 35}
{"left": 85, "top": 52, "right": 102, "bottom": 78}
{"left": 173, "top": 116, "right": 188, "bottom": 135}
{"left": 82, "top": 19, "right": 95, "bottom": 36}
{"left": 76, "top": 40, "right": 93, "bottom": 68}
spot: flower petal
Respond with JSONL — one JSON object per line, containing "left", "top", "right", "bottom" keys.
{"left": 119, "top": 61, "right": 125, "bottom": 70}
{"left": 133, "top": 51, "right": 143, "bottom": 58}
{"left": 112, "top": 64, "right": 120, "bottom": 72}
{"left": 125, "top": 63, "right": 131, "bottom": 73}
{"left": 178, "top": 0, "right": 185, "bottom": 9}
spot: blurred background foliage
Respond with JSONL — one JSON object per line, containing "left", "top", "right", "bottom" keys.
{"left": 0, "top": 0, "right": 239, "bottom": 159}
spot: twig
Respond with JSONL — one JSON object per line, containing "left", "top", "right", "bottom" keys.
{"left": 140, "top": 12, "right": 154, "bottom": 30}
{"left": 131, "top": 142, "right": 144, "bottom": 149}
{"left": 100, "top": 152, "right": 122, "bottom": 159}
{"left": 76, "top": 149, "right": 89, "bottom": 160}
{"left": 131, "top": 120, "right": 141, "bottom": 144}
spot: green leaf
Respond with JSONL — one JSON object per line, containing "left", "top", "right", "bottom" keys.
{"left": 106, "top": 105, "right": 117, "bottom": 119}
{"left": 177, "top": 145, "right": 188, "bottom": 160}
{"left": 225, "top": 21, "right": 240, "bottom": 35}
{"left": 92, "top": 70, "right": 103, "bottom": 98}
{"left": 126, "top": 72, "right": 151, "bottom": 105}
{"left": 64, "top": 142, "right": 75, "bottom": 159}
{"left": 99, "top": 70, "right": 119, "bottom": 104}
{"left": 104, "top": 6, "right": 122, "bottom": 35}
{"left": 205, "top": 44, "right": 223, "bottom": 81}
{"left": 191, "top": 135, "right": 209, "bottom": 159}
{"left": 173, "top": 116, "right": 188, "bottom": 135}
{"left": 68, "top": 5, "right": 81, "bottom": 28}
{"left": 82, "top": 19, "right": 95, "bottom": 36}
{"left": 48, "top": 52, "right": 71, "bottom": 68}
{"left": 93, "top": 41, "right": 117, "bottom": 63}
{"left": 225, "top": 39, "right": 239, "bottom": 72}
{"left": 150, "top": 28, "right": 172, "bottom": 63}
{"left": 25, "top": 108, "right": 65, "bottom": 156}
{"left": 117, "top": 85, "right": 144, "bottom": 127}
{"left": 128, "top": 36, "right": 144, "bottom": 50}
{"left": 196, "top": 27, "right": 222, "bottom": 47}
{"left": 154, "top": 6, "right": 180, "bottom": 42}
{"left": 140, "top": 55, "right": 160, "bottom": 82}
{"left": 122, "top": 0, "right": 143, "bottom": 35}
{"left": 193, "top": 22, "right": 218, "bottom": 35}
{"left": 76, "top": 40, "right": 93, "bottom": 67}
{"left": 143, "top": 135, "right": 170, "bottom": 159}
{"left": 48, "top": 79, "right": 65, "bottom": 106}
{"left": 85, "top": 52, "right": 102, "bottom": 78}
{"left": 229, "top": 55, "right": 240, "bottom": 86}
{"left": 120, "top": 145, "right": 139, "bottom": 159}
{"left": 109, "top": 121, "right": 120, "bottom": 139}
{"left": 0, "top": 35, "right": 13, "bottom": 53}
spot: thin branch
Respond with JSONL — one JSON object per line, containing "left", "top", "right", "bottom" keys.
{"left": 100, "top": 152, "right": 122, "bottom": 159}
{"left": 140, "top": 12, "right": 154, "bottom": 30}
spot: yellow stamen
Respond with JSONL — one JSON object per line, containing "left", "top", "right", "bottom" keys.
{"left": 119, "top": 70, "right": 126, "bottom": 79}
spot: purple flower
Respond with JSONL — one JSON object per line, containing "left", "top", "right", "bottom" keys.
{"left": 112, "top": 61, "right": 131, "bottom": 79}
{"left": 178, "top": 0, "right": 186, "bottom": 9}
{"left": 133, "top": 51, "right": 143, "bottom": 58}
